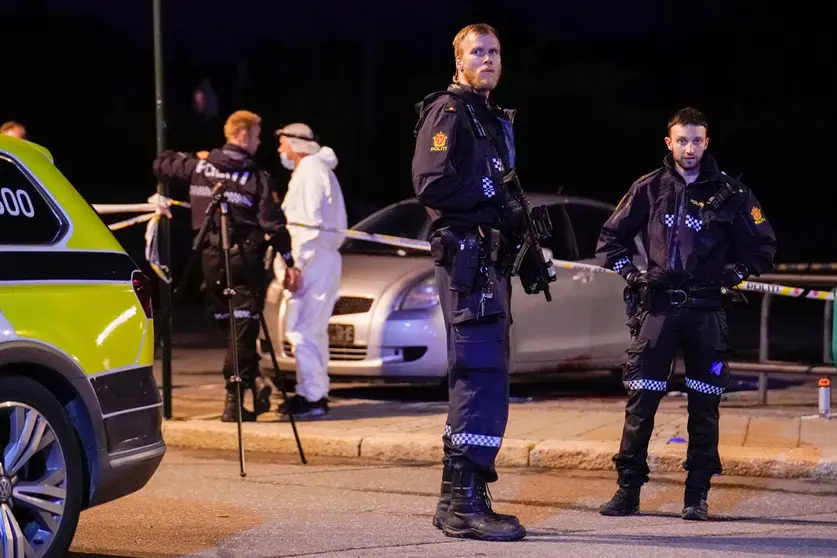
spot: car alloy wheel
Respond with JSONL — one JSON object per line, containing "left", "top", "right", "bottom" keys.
{"left": 0, "top": 375, "right": 83, "bottom": 558}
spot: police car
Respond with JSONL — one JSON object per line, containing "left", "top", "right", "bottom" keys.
{"left": 0, "top": 135, "right": 165, "bottom": 556}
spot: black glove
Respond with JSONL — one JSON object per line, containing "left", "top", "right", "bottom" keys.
{"left": 624, "top": 270, "right": 647, "bottom": 288}
{"left": 722, "top": 263, "right": 749, "bottom": 289}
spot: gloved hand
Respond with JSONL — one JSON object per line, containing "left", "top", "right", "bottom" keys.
{"left": 624, "top": 270, "right": 647, "bottom": 288}
{"left": 722, "top": 264, "right": 749, "bottom": 289}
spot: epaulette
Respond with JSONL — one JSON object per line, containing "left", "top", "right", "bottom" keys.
{"left": 412, "top": 91, "right": 462, "bottom": 138}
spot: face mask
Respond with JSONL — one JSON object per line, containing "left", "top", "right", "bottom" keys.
{"left": 280, "top": 152, "right": 295, "bottom": 171}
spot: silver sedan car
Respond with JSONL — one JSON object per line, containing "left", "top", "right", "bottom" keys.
{"left": 260, "top": 194, "right": 645, "bottom": 382}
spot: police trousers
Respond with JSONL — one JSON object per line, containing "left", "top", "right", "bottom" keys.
{"left": 435, "top": 254, "right": 511, "bottom": 483}
{"left": 616, "top": 307, "right": 730, "bottom": 491}
{"left": 202, "top": 247, "right": 267, "bottom": 389}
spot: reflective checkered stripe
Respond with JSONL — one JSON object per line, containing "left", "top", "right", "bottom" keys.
{"left": 686, "top": 377, "right": 725, "bottom": 395}
{"left": 624, "top": 379, "right": 667, "bottom": 391}
{"left": 213, "top": 310, "right": 260, "bottom": 320}
{"left": 481, "top": 177, "right": 496, "bottom": 198}
{"left": 685, "top": 215, "right": 703, "bottom": 232}
{"left": 491, "top": 158, "right": 504, "bottom": 172}
{"left": 664, "top": 214, "right": 675, "bottom": 227}
{"left": 189, "top": 185, "right": 253, "bottom": 207}
{"left": 443, "top": 424, "right": 502, "bottom": 448}
{"left": 612, "top": 256, "right": 631, "bottom": 273}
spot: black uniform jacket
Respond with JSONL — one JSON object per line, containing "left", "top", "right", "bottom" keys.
{"left": 411, "top": 84, "right": 516, "bottom": 233}
{"left": 153, "top": 144, "right": 294, "bottom": 266}
{"left": 596, "top": 153, "right": 776, "bottom": 285}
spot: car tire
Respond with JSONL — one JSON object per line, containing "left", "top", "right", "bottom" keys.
{"left": 0, "top": 374, "right": 85, "bottom": 558}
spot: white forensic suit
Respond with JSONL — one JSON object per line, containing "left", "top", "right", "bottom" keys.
{"left": 281, "top": 146, "right": 347, "bottom": 403}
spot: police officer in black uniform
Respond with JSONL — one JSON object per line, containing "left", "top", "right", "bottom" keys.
{"left": 596, "top": 107, "right": 777, "bottom": 520}
{"left": 153, "top": 110, "right": 297, "bottom": 423}
{"left": 411, "top": 23, "right": 554, "bottom": 542}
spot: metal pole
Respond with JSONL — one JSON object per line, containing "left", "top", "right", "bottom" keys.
{"left": 153, "top": 0, "right": 173, "bottom": 420}
{"left": 824, "top": 299, "right": 834, "bottom": 365}
{"left": 758, "top": 293, "right": 772, "bottom": 405}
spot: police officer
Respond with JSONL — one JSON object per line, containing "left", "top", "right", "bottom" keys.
{"left": 411, "top": 23, "right": 542, "bottom": 542}
{"left": 596, "top": 107, "right": 777, "bottom": 520}
{"left": 153, "top": 110, "right": 298, "bottom": 423}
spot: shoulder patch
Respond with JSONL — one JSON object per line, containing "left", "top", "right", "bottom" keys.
{"left": 431, "top": 130, "right": 449, "bottom": 152}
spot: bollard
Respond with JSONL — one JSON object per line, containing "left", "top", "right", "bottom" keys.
{"left": 819, "top": 378, "right": 832, "bottom": 418}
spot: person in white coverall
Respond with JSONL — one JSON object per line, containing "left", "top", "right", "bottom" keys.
{"left": 274, "top": 123, "right": 347, "bottom": 419}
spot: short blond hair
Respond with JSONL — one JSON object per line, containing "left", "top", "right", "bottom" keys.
{"left": 1, "top": 121, "right": 25, "bottom": 135}
{"left": 223, "top": 110, "right": 261, "bottom": 141}
{"left": 452, "top": 23, "right": 499, "bottom": 59}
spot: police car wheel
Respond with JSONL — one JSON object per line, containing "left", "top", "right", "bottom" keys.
{"left": 0, "top": 374, "right": 84, "bottom": 558}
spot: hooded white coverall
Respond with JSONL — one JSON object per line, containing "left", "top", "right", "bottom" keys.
{"left": 282, "top": 146, "right": 347, "bottom": 402}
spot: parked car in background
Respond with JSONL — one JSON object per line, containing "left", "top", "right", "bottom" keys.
{"left": 261, "top": 194, "right": 646, "bottom": 384}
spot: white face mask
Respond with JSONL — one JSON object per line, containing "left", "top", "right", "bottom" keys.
{"left": 280, "top": 152, "right": 295, "bottom": 171}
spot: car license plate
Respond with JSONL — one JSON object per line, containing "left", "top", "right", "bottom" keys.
{"left": 328, "top": 324, "right": 354, "bottom": 345}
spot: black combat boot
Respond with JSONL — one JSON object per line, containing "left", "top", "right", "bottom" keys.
{"left": 441, "top": 470, "right": 526, "bottom": 541}
{"left": 221, "top": 383, "right": 256, "bottom": 422}
{"left": 682, "top": 488, "right": 709, "bottom": 521}
{"left": 599, "top": 486, "right": 641, "bottom": 516}
{"left": 432, "top": 465, "right": 453, "bottom": 529}
{"left": 432, "top": 466, "right": 521, "bottom": 529}
{"left": 251, "top": 376, "right": 273, "bottom": 416}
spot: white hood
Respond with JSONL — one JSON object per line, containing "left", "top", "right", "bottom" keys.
{"left": 308, "top": 146, "right": 338, "bottom": 170}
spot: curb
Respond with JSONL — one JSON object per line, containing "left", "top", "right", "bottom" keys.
{"left": 162, "top": 421, "right": 837, "bottom": 480}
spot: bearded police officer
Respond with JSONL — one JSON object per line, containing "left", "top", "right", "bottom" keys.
{"left": 412, "top": 23, "right": 555, "bottom": 542}
{"left": 596, "top": 107, "right": 777, "bottom": 520}
{"left": 153, "top": 110, "right": 298, "bottom": 423}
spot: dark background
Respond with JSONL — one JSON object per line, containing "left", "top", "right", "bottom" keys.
{"left": 1, "top": 1, "right": 833, "bottom": 361}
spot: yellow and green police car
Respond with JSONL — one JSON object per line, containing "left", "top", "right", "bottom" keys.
{"left": 0, "top": 134, "right": 165, "bottom": 556}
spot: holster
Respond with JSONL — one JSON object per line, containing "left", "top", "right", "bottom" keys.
{"left": 430, "top": 227, "right": 505, "bottom": 297}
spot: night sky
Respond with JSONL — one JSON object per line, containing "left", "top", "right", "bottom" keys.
{"left": 1, "top": 1, "right": 832, "bottom": 277}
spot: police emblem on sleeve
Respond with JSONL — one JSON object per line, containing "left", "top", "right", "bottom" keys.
{"left": 431, "top": 131, "right": 448, "bottom": 152}
{"left": 750, "top": 206, "right": 766, "bottom": 224}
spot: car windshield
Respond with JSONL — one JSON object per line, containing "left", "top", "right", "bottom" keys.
{"left": 340, "top": 200, "right": 431, "bottom": 256}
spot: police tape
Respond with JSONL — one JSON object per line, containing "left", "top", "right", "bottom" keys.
{"left": 90, "top": 199, "right": 836, "bottom": 302}
{"left": 283, "top": 221, "right": 836, "bottom": 302}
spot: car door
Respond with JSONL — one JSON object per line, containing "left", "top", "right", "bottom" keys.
{"left": 510, "top": 202, "right": 593, "bottom": 371}
{"left": 563, "top": 201, "right": 633, "bottom": 364}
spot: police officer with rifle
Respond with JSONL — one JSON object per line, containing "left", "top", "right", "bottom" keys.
{"left": 411, "top": 23, "right": 555, "bottom": 542}
{"left": 596, "top": 107, "right": 776, "bottom": 521}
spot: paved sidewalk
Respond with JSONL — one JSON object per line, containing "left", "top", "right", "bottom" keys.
{"left": 161, "top": 374, "right": 837, "bottom": 480}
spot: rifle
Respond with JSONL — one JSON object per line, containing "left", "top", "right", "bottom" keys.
{"left": 501, "top": 170, "right": 557, "bottom": 301}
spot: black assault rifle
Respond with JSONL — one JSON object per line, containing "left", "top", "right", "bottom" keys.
{"left": 500, "top": 170, "right": 558, "bottom": 301}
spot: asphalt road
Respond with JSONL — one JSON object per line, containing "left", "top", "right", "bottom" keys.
{"left": 68, "top": 448, "right": 837, "bottom": 558}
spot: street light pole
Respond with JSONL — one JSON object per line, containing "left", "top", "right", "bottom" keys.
{"left": 153, "top": 0, "right": 173, "bottom": 420}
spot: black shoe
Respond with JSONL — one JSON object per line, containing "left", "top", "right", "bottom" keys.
{"left": 221, "top": 385, "right": 257, "bottom": 422}
{"left": 599, "top": 487, "right": 641, "bottom": 516}
{"left": 441, "top": 470, "right": 526, "bottom": 542}
{"left": 252, "top": 376, "right": 272, "bottom": 416}
{"left": 682, "top": 489, "right": 709, "bottom": 521}
{"left": 278, "top": 394, "right": 330, "bottom": 420}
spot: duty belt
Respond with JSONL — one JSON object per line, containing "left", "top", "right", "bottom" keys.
{"left": 642, "top": 286, "right": 724, "bottom": 311}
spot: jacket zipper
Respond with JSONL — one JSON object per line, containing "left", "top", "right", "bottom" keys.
{"left": 668, "top": 186, "right": 685, "bottom": 271}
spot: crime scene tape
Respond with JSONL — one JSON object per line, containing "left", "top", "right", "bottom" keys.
{"left": 283, "top": 222, "right": 836, "bottom": 302}
{"left": 91, "top": 199, "right": 835, "bottom": 302}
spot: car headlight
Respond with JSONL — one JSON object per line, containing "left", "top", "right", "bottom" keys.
{"left": 398, "top": 276, "right": 439, "bottom": 310}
